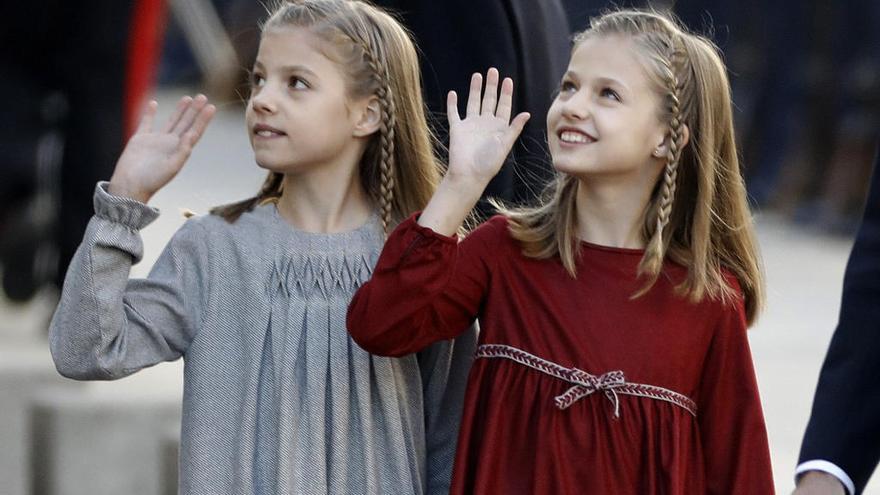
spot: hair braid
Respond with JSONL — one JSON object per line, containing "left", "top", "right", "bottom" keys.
{"left": 257, "top": 172, "right": 285, "bottom": 203}
{"left": 642, "top": 41, "right": 687, "bottom": 275}
{"left": 357, "top": 36, "right": 396, "bottom": 234}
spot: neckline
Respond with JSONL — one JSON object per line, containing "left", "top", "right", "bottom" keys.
{"left": 262, "top": 202, "right": 383, "bottom": 241}
{"left": 579, "top": 239, "right": 645, "bottom": 255}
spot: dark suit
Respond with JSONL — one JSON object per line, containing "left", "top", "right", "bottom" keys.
{"left": 799, "top": 140, "right": 880, "bottom": 493}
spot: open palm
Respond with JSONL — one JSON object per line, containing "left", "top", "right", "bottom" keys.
{"left": 109, "top": 95, "right": 215, "bottom": 203}
{"left": 446, "top": 68, "right": 530, "bottom": 184}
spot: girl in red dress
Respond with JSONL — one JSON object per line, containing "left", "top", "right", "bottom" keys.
{"left": 348, "top": 9, "right": 774, "bottom": 494}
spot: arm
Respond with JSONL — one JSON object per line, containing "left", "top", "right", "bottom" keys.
{"left": 797, "top": 148, "right": 880, "bottom": 495}
{"left": 697, "top": 291, "right": 775, "bottom": 493}
{"left": 347, "top": 213, "right": 502, "bottom": 356}
{"left": 417, "top": 324, "right": 478, "bottom": 495}
{"left": 48, "top": 95, "right": 215, "bottom": 379}
{"left": 49, "top": 187, "right": 209, "bottom": 379}
{"left": 347, "top": 68, "right": 528, "bottom": 355}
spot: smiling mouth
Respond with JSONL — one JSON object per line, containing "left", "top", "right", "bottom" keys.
{"left": 253, "top": 124, "right": 286, "bottom": 137}
{"left": 558, "top": 130, "right": 596, "bottom": 144}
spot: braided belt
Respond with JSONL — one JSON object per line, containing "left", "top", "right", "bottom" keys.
{"left": 475, "top": 344, "right": 697, "bottom": 418}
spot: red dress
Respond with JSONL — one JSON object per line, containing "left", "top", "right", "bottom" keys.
{"left": 348, "top": 214, "right": 775, "bottom": 494}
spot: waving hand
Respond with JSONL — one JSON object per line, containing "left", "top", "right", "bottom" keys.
{"left": 108, "top": 95, "right": 216, "bottom": 203}
{"left": 417, "top": 69, "right": 529, "bottom": 236}
{"left": 445, "top": 68, "right": 531, "bottom": 184}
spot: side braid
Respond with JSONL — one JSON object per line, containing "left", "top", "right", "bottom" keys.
{"left": 647, "top": 42, "right": 687, "bottom": 261}
{"left": 358, "top": 37, "right": 397, "bottom": 234}
{"left": 256, "top": 172, "right": 285, "bottom": 204}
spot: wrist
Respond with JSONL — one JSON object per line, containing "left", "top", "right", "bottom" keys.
{"left": 107, "top": 179, "right": 151, "bottom": 204}
{"left": 440, "top": 173, "right": 488, "bottom": 200}
{"left": 797, "top": 471, "right": 846, "bottom": 495}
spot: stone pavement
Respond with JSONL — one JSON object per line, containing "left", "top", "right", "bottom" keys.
{"left": 0, "top": 90, "right": 875, "bottom": 493}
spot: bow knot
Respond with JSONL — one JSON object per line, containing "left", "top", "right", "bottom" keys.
{"left": 554, "top": 368, "right": 627, "bottom": 417}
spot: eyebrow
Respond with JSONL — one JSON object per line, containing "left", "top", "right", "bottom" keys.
{"left": 253, "top": 62, "right": 319, "bottom": 79}
{"left": 563, "top": 71, "right": 630, "bottom": 93}
{"left": 596, "top": 76, "right": 630, "bottom": 94}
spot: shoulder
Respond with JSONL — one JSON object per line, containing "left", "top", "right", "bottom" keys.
{"left": 463, "top": 214, "right": 514, "bottom": 249}
{"left": 472, "top": 214, "right": 511, "bottom": 235}
{"left": 711, "top": 268, "right": 748, "bottom": 330}
{"left": 162, "top": 205, "right": 272, "bottom": 259}
{"left": 720, "top": 268, "right": 744, "bottom": 298}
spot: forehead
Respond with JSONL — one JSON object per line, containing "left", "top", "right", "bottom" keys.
{"left": 567, "top": 35, "right": 656, "bottom": 90}
{"left": 256, "top": 26, "right": 342, "bottom": 72}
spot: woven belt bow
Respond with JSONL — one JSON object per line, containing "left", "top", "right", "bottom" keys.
{"left": 475, "top": 344, "right": 697, "bottom": 418}
{"left": 557, "top": 368, "right": 627, "bottom": 416}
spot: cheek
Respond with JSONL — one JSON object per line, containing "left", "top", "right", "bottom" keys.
{"left": 546, "top": 102, "right": 561, "bottom": 134}
{"left": 546, "top": 100, "right": 561, "bottom": 122}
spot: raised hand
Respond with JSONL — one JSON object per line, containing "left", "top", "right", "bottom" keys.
{"left": 417, "top": 69, "right": 530, "bottom": 236}
{"left": 445, "top": 68, "right": 530, "bottom": 185}
{"left": 108, "top": 95, "right": 216, "bottom": 203}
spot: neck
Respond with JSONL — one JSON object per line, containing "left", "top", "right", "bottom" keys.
{"left": 573, "top": 169, "right": 660, "bottom": 249}
{"left": 274, "top": 158, "right": 373, "bottom": 233}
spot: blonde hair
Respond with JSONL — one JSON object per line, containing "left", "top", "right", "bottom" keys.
{"left": 212, "top": 0, "right": 440, "bottom": 233}
{"left": 498, "top": 9, "right": 764, "bottom": 325}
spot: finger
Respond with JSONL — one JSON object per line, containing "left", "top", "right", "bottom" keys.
{"left": 170, "top": 134, "right": 195, "bottom": 168}
{"left": 496, "top": 78, "right": 514, "bottom": 122}
{"left": 136, "top": 100, "right": 159, "bottom": 133}
{"left": 503, "top": 112, "right": 531, "bottom": 148}
{"left": 171, "top": 94, "right": 208, "bottom": 136}
{"left": 163, "top": 96, "right": 193, "bottom": 133}
{"left": 186, "top": 104, "right": 216, "bottom": 146}
{"left": 465, "top": 73, "right": 482, "bottom": 117}
{"left": 446, "top": 91, "right": 460, "bottom": 126}
{"left": 480, "top": 68, "right": 499, "bottom": 116}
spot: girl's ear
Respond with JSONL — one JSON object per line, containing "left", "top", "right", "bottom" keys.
{"left": 353, "top": 96, "right": 382, "bottom": 137}
{"left": 652, "top": 124, "right": 691, "bottom": 158}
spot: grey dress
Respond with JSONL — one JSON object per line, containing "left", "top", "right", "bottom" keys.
{"left": 49, "top": 182, "right": 476, "bottom": 495}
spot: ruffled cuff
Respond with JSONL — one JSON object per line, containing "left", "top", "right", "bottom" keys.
{"left": 93, "top": 181, "right": 160, "bottom": 230}
{"left": 382, "top": 212, "right": 458, "bottom": 266}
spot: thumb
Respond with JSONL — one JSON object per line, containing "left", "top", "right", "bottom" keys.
{"left": 503, "top": 112, "right": 531, "bottom": 147}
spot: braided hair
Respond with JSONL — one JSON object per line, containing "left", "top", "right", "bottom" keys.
{"left": 212, "top": 0, "right": 439, "bottom": 234}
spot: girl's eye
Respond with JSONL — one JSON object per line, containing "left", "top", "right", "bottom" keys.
{"left": 250, "top": 72, "right": 265, "bottom": 88}
{"left": 560, "top": 81, "right": 577, "bottom": 93}
{"left": 600, "top": 87, "right": 620, "bottom": 101}
{"left": 289, "top": 77, "right": 309, "bottom": 90}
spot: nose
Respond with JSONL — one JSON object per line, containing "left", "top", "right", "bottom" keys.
{"left": 559, "top": 94, "right": 590, "bottom": 121}
{"left": 250, "top": 84, "right": 278, "bottom": 114}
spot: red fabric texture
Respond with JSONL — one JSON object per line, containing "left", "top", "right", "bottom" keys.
{"left": 125, "top": 0, "right": 166, "bottom": 137}
{"left": 348, "top": 214, "right": 775, "bottom": 494}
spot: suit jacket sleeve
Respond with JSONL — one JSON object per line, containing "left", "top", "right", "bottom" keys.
{"left": 799, "top": 144, "right": 880, "bottom": 493}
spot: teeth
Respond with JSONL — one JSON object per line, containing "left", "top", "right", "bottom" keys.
{"left": 560, "top": 131, "right": 591, "bottom": 144}
{"left": 257, "top": 130, "right": 277, "bottom": 137}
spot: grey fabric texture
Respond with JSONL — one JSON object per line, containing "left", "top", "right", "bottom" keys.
{"left": 49, "top": 182, "right": 476, "bottom": 495}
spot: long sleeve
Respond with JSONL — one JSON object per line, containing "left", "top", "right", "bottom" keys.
{"left": 696, "top": 288, "right": 775, "bottom": 493}
{"left": 49, "top": 182, "right": 209, "bottom": 380}
{"left": 417, "top": 325, "right": 477, "bottom": 495}
{"left": 347, "top": 214, "right": 502, "bottom": 356}
{"left": 799, "top": 152, "right": 880, "bottom": 494}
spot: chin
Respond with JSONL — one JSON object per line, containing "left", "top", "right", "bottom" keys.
{"left": 551, "top": 156, "right": 588, "bottom": 176}
{"left": 252, "top": 152, "right": 291, "bottom": 172}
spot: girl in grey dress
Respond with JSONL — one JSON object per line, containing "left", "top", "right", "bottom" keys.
{"left": 48, "top": 1, "right": 475, "bottom": 493}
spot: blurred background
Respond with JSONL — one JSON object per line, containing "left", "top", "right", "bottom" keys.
{"left": 0, "top": 0, "right": 877, "bottom": 493}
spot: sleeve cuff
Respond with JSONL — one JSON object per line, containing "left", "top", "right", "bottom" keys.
{"left": 796, "top": 460, "right": 855, "bottom": 495}
{"left": 93, "top": 181, "right": 160, "bottom": 230}
{"left": 398, "top": 211, "right": 459, "bottom": 244}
